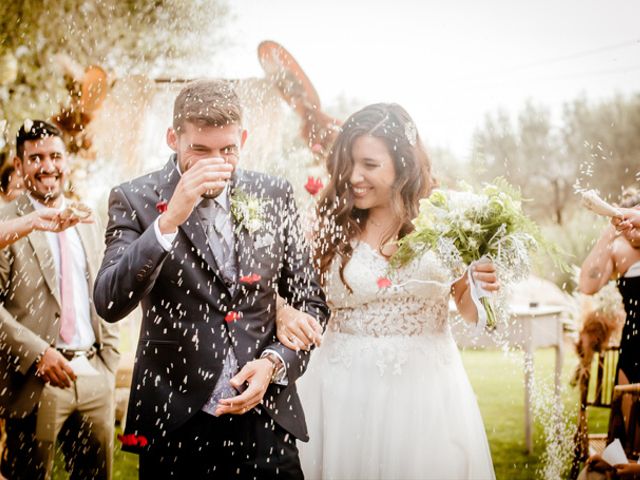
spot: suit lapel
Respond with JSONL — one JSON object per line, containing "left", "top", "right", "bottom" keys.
{"left": 15, "top": 195, "right": 61, "bottom": 307}
{"left": 230, "top": 172, "right": 256, "bottom": 286}
{"left": 75, "top": 221, "right": 101, "bottom": 338}
{"left": 154, "top": 156, "right": 229, "bottom": 293}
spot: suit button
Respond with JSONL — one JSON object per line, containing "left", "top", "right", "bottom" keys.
{"left": 136, "top": 272, "right": 145, "bottom": 281}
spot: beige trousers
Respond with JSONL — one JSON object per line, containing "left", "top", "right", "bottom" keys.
{"left": 27, "top": 354, "right": 114, "bottom": 480}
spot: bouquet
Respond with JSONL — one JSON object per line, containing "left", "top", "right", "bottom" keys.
{"left": 391, "top": 178, "right": 562, "bottom": 330}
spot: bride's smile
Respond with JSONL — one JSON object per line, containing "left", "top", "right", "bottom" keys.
{"left": 349, "top": 134, "right": 396, "bottom": 211}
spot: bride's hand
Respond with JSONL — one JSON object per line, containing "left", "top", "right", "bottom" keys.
{"left": 276, "top": 302, "right": 323, "bottom": 351}
{"left": 471, "top": 261, "right": 500, "bottom": 292}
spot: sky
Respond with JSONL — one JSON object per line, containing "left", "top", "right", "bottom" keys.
{"left": 217, "top": 0, "right": 640, "bottom": 158}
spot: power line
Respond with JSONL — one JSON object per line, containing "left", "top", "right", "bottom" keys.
{"left": 500, "top": 38, "right": 640, "bottom": 74}
{"left": 450, "top": 38, "right": 640, "bottom": 86}
{"left": 531, "top": 63, "right": 640, "bottom": 82}
{"left": 462, "top": 63, "right": 640, "bottom": 91}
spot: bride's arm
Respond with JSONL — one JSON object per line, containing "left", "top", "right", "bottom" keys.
{"left": 275, "top": 206, "right": 327, "bottom": 350}
{"left": 451, "top": 262, "right": 500, "bottom": 324}
{"left": 276, "top": 295, "right": 324, "bottom": 350}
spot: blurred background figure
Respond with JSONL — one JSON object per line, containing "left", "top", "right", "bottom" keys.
{"left": 579, "top": 188, "right": 640, "bottom": 387}
{"left": 0, "top": 120, "right": 119, "bottom": 480}
{"left": 0, "top": 164, "right": 24, "bottom": 203}
{"left": 575, "top": 189, "right": 640, "bottom": 479}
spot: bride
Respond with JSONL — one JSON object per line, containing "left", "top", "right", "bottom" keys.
{"left": 277, "top": 103, "right": 497, "bottom": 479}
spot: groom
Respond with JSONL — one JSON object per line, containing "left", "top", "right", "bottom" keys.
{"left": 94, "top": 79, "right": 329, "bottom": 478}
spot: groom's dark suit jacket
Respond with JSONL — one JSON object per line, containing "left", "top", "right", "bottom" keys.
{"left": 94, "top": 157, "right": 329, "bottom": 450}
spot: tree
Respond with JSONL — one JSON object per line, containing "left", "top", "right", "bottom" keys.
{"left": 0, "top": 0, "right": 230, "bottom": 149}
{"left": 470, "top": 101, "right": 576, "bottom": 224}
{"left": 562, "top": 94, "right": 640, "bottom": 201}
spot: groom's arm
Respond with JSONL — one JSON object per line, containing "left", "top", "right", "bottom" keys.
{"left": 94, "top": 186, "right": 170, "bottom": 322}
{"left": 267, "top": 183, "right": 330, "bottom": 384}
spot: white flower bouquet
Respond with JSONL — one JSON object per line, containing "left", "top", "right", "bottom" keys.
{"left": 391, "top": 178, "right": 564, "bottom": 330}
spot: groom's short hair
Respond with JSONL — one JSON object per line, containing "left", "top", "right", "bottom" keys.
{"left": 173, "top": 79, "right": 243, "bottom": 134}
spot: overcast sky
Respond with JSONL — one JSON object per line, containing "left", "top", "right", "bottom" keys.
{"left": 217, "top": 0, "right": 640, "bottom": 158}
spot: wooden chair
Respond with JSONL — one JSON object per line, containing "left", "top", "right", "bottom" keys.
{"left": 571, "top": 346, "right": 620, "bottom": 478}
{"left": 608, "top": 383, "right": 640, "bottom": 459}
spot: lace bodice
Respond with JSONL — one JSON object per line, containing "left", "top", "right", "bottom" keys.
{"left": 326, "top": 242, "right": 454, "bottom": 337}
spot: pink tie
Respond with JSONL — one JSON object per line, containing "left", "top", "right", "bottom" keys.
{"left": 58, "top": 230, "right": 76, "bottom": 343}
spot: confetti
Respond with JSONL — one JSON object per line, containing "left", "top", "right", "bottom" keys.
{"left": 225, "top": 311, "right": 242, "bottom": 323}
{"left": 117, "top": 433, "right": 148, "bottom": 447}
{"left": 155, "top": 200, "right": 168, "bottom": 213}
{"left": 305, "top": 176, "right": 323, "bottom": 196}
{"left": 239, "top": 273, "right": 262, "bottom": 285}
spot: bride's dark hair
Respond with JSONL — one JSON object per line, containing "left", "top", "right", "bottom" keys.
{"left": 315, "top": 103, "right": 435, "bottom": 290}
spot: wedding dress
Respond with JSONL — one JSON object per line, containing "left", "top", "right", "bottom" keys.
{"left": 297, "top": 242, "right": 496, "bottom": 480}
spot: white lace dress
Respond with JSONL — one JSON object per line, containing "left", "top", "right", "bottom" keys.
{"left": 297, "top": 242, "right": 495, "bottom": 480}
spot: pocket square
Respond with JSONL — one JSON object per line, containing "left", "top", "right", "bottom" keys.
{"left": 254, "top": 233, "right": 275, "bottom": 249}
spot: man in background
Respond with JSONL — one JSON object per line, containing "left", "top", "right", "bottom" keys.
{"left": 0, "top": 120, "right": 119, "bottom": 480}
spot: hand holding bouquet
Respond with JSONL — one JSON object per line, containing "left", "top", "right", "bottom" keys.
{"left": 391, "top": 178, "right": 562, "bottom": 330}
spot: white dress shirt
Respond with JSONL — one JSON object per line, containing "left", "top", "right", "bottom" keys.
{"left": 29, "top": 196, "right": 95, "bottom": 350}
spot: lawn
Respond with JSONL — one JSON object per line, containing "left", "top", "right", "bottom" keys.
{"left": 462, "top": 346, "right": 608, "bottom": 479}
{"left": 54, "top": 346, "right": 605, "bottom": 479}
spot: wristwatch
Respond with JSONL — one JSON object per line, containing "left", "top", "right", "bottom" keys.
{"left": 261, "top": 352, "right": 285, "bottom": 383}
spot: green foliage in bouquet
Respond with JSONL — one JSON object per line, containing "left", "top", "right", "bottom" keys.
{"left": 392, "top": 177, "right": 566, "bottom": 280}
{"left": 391, "top": 177, "right": 566, "bottom": 329}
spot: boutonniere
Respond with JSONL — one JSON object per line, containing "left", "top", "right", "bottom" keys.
{"left": 230, "top": 189, "right": 265, "bottom": 234}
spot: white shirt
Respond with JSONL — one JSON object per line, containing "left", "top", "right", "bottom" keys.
{"left": 29, "top": 196, "right": 95, "bottom": 350}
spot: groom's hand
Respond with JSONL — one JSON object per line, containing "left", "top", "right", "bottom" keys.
{"left": 158, "top": 157, "right": 233, "bottom": 234}
{"left": 214, "top": 358, "right": 273, "bottom": 415}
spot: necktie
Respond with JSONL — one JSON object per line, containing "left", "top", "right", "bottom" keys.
{"left": 197, "top": 198, "right": 241, "bottom": 416}
{"left": 199, "top": 198, "right": 237, "bottom": 284}
{"left": 58, "top": 230, "right": 76, "bottom": 343}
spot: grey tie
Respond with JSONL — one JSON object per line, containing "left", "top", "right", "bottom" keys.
{"left": 197, "top": 197, "right": 240, "bottom": 416}
{"left": 198, "top": 198, "right": 237, "bottom": 286}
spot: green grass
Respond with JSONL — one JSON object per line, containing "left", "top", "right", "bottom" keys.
{"left": 461, "top": 346, "right": 609, "bottom": 479}
{"left": 53, "top": 347, "right": 605, "bottom": 479}
{"left": 53, "top": 426, "right": 139, "bottom": 479}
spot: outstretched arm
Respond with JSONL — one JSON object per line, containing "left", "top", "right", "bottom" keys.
{"left": 579, "top": 225, "right": 616, "bottom": 295}
{"left": 0, "top": 208, "right": 87, "bottom": 249}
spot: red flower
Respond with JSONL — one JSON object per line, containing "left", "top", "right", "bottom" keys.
{"left": 239, "top": 273, "right": 262, "bottom": 285}
{"left": 225, "top": 311, "right": 242, "bottom": 323}
{"left": 304, "top": 176, "right": 323, "bottom": 196}
{"left": 156, "top": 200, "right": 168, "bottom": 213}
{"left": 117, "top": 433, "right": 148, "bottom": 447}
{"left": 377, "top": 277, "right": 392, "bottom": 289}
